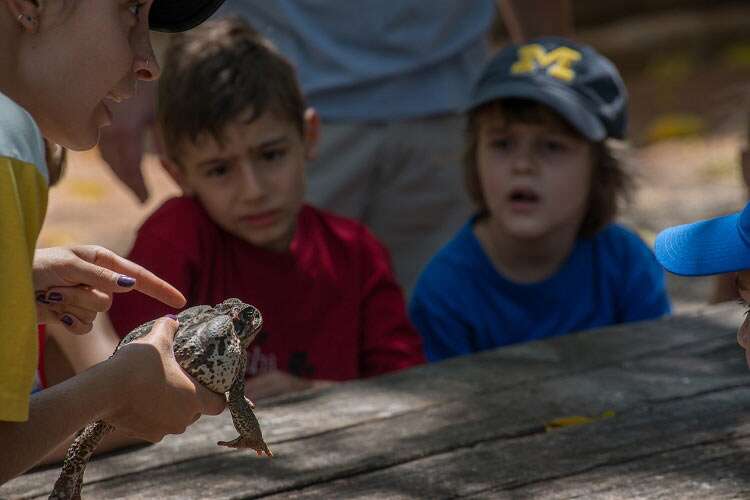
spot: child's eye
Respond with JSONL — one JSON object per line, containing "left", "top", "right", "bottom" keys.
{"left": 490, "top": 138, "right": 511, "bottom": 151}
{"left": 542, "top": 139, "right": 568, "bottom": 153}
{"left": 206, "top": 163, "right": 230, "bottom": 177}
{"left": 261, "top": 149, "right": 286, "bottom": 162}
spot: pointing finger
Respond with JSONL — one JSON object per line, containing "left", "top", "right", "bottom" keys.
{"left": 71, "top": 246, "right": 186, "bottom": 308}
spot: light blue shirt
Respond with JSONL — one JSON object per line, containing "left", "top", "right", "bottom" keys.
{"left": 215, "top": 0, "right": 495, "bottom": 121}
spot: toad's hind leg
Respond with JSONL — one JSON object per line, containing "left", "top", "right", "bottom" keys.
{"left": 217, "top": 378, "right": 272, "bottom": 456}
{"left": 49, "top": 420, "right": 114, "bottom": 500}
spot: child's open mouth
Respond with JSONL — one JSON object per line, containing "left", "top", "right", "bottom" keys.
{"left": 508, "top": 188, "right": 540, "bottom": 211}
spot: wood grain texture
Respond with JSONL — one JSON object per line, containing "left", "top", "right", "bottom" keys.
{"left": 2, "top": 304, "right": 746, "bottom": 499}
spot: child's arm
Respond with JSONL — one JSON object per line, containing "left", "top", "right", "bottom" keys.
{"left": 43, "top": 318, "right": 121, "bottom": 379}
{"left": 357, "top": 233, "right": 426, "bottom": 376}
{"left": 408, "top": 289, "right": 475, "bottom": 363}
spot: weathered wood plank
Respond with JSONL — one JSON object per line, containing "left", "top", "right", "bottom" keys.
{"left": 263, "top": 387, "right": 750, "bottom": 500}
{"left": 482, "top": 437, "right": 750, "bottom": 499}
{"left": 17, "top": 329, "right": 748, "bottom": 499}
{"left": 2, "top": 305, "right": 743, "bottom": 498}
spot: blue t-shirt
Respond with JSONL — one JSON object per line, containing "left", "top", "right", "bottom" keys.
{"left": 409, "top": 220, "right": 672, "bottom": 362}
{"left": 215, "top": 0, "right": 495, "bottom": 121}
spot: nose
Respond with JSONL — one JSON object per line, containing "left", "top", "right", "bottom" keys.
{"left": 238, "top": 162, "right": 265, "bottom": 202}
{"left": 510, "top": 146, "right": 536, "bottom": 174}
{"left": 131, "top": 17, "right": 161, "bottom": 81}
{"left": 133, "top": 51, "right": 161, "bottom": 81}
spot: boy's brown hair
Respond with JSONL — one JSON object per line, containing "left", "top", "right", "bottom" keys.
{"left": 157, "top": 17, "right": 305, "bottom": 164}
{"left": 464, "top": 99, "right": 632, "bottom": 238}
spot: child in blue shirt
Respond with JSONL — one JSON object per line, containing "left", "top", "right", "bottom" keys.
{"left": 409, "top": 37, "right": 671, "bottom": 362}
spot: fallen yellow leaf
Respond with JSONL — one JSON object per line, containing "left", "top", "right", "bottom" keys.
{"left": 545, "top": 410, "right": 615, "bottom": 432}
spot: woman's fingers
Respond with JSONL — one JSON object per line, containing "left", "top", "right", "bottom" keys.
{"left": 34, "top": 245, "right": 186, "bottom": 309}
{"left": 35, "top": 285, "right": 108, "bottom": 334}
{"left": 54, "top": 246, "right": 186, "bottom": 308}
{"left": 47, "top": 303, "right": 97, "bottom": 326}
{"left": 47, "top": 311, "right": 94, "bottom": 335}
{"left": 41, "top": 285, "right": 113, "bottom": 313}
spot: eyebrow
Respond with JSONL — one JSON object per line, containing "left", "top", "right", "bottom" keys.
{"left": 254, "top": 135, "right": 288, "bottom": 150}
{"left": 194, "top": 135, "right": 289, "bottom": 169}
{"left": 196, "top": 157, "right": 230, "bottom": 169}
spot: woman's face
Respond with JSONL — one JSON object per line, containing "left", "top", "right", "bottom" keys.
{"left": 17, "top": 0, "right": 159, "bottom": 150}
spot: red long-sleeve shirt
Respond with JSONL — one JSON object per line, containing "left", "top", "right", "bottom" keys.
{"left": 109, "top": 197, "right": 425, "bottom": 380}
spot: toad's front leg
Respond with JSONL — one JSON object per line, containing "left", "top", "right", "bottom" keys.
{"left": 217, "top": 378, "right": 272, "bottom": 456}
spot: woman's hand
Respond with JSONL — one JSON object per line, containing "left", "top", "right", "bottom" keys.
{"left": 33, "top": 245, "right": 185, "bottom": 334}
{"left": 35, "top": 285, "right": 113, "bottom": 335}
{"left": 104, "top": 317, "right": 225, "bottom": 442}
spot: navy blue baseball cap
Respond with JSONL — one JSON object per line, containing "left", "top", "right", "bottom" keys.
{"left": 468, "top": 37, "right": 627, "bottom": 142}
{"left": 150, "top": 0, "right": 225, "bottom": 33}
{"left": 654, "top": 202, "right": 750, "bottom": 276}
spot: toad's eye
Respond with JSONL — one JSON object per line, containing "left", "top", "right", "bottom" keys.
{"left": 241, "top": 307, "right": 256, "bottom": 323}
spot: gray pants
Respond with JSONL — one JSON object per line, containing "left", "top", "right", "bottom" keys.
{"left": 305, "top": 114, "right": 472, "bottom": 295}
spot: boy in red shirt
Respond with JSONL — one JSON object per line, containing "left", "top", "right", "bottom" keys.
{"left": 108, "top": 18, "right": 425, "bottom": 400}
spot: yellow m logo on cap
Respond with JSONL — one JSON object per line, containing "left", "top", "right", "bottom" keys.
{"left": 511, "top": 44, "right": 582, "bottom": 82}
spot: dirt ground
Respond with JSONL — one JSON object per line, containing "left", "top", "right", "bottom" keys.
{"left": 38, "top": 35, "right": 750, "bottom": 313}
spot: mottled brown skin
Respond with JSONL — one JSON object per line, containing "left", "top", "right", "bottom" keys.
{"left": 49, "top": 298, "right": 271, "bottom": 500}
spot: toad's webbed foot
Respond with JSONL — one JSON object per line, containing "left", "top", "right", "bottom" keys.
{"left": 220, "top": 379, "right": 272, "bottom": 456}
{"left": 217, "top": 435, "right": 273, "bottom": 456}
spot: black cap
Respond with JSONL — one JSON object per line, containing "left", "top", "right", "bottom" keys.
{"left": 469, "top": 37, "right": 627, "bottom": 142}
{"left": 149, "top": 0, "right": 226, "bottom": 33}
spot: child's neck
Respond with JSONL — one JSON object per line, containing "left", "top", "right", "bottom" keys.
{"left": 474, "top": 218, "right": 579, "bottom": 285}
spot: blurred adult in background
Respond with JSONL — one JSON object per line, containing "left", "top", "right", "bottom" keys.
{"left": 99, "top": 0, "right": 574, "bottom": 293}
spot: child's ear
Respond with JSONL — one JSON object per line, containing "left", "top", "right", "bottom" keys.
{"left": 153, "top": 125, "right": 192, "bottom": 195}
{"left": 160, "top": 156, "right": 193, "bottom": 195}
{"left": 303, "top": 108, "right": 321, "bottom": 161}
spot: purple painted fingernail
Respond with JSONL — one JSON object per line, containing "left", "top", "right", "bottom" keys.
{"left": 48, "top": 292, "right": 63, "bottom": 302}
{"left": 36, "top": 292, "right": 50, "bottom": 304}
{"left": 166, "top": 314, "right": 178, "bottom": 321}
{"left": 61, "top": 315, "right": 74, "bottom": 326}
{"left": 117, "top": 275, "right": 136, "bottom": 287}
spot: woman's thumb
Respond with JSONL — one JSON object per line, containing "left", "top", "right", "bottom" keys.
{"left": 145, "top": 314, "right": 180, "bottom": 348}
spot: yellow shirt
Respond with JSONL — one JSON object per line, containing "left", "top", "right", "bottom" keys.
{"left": 0, "top": 91, "right": 48, "bottom": 421}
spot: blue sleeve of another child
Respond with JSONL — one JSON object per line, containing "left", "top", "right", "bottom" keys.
{"left": 615, "top": 227, "right": 672, "bottom": 322}
{"left": 409, "top": 267, "right": 475, "bottom": 363}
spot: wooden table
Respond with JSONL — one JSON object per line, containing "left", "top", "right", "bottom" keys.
{"left": 5, "top": 303, "right": 750, "bottom": 499}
